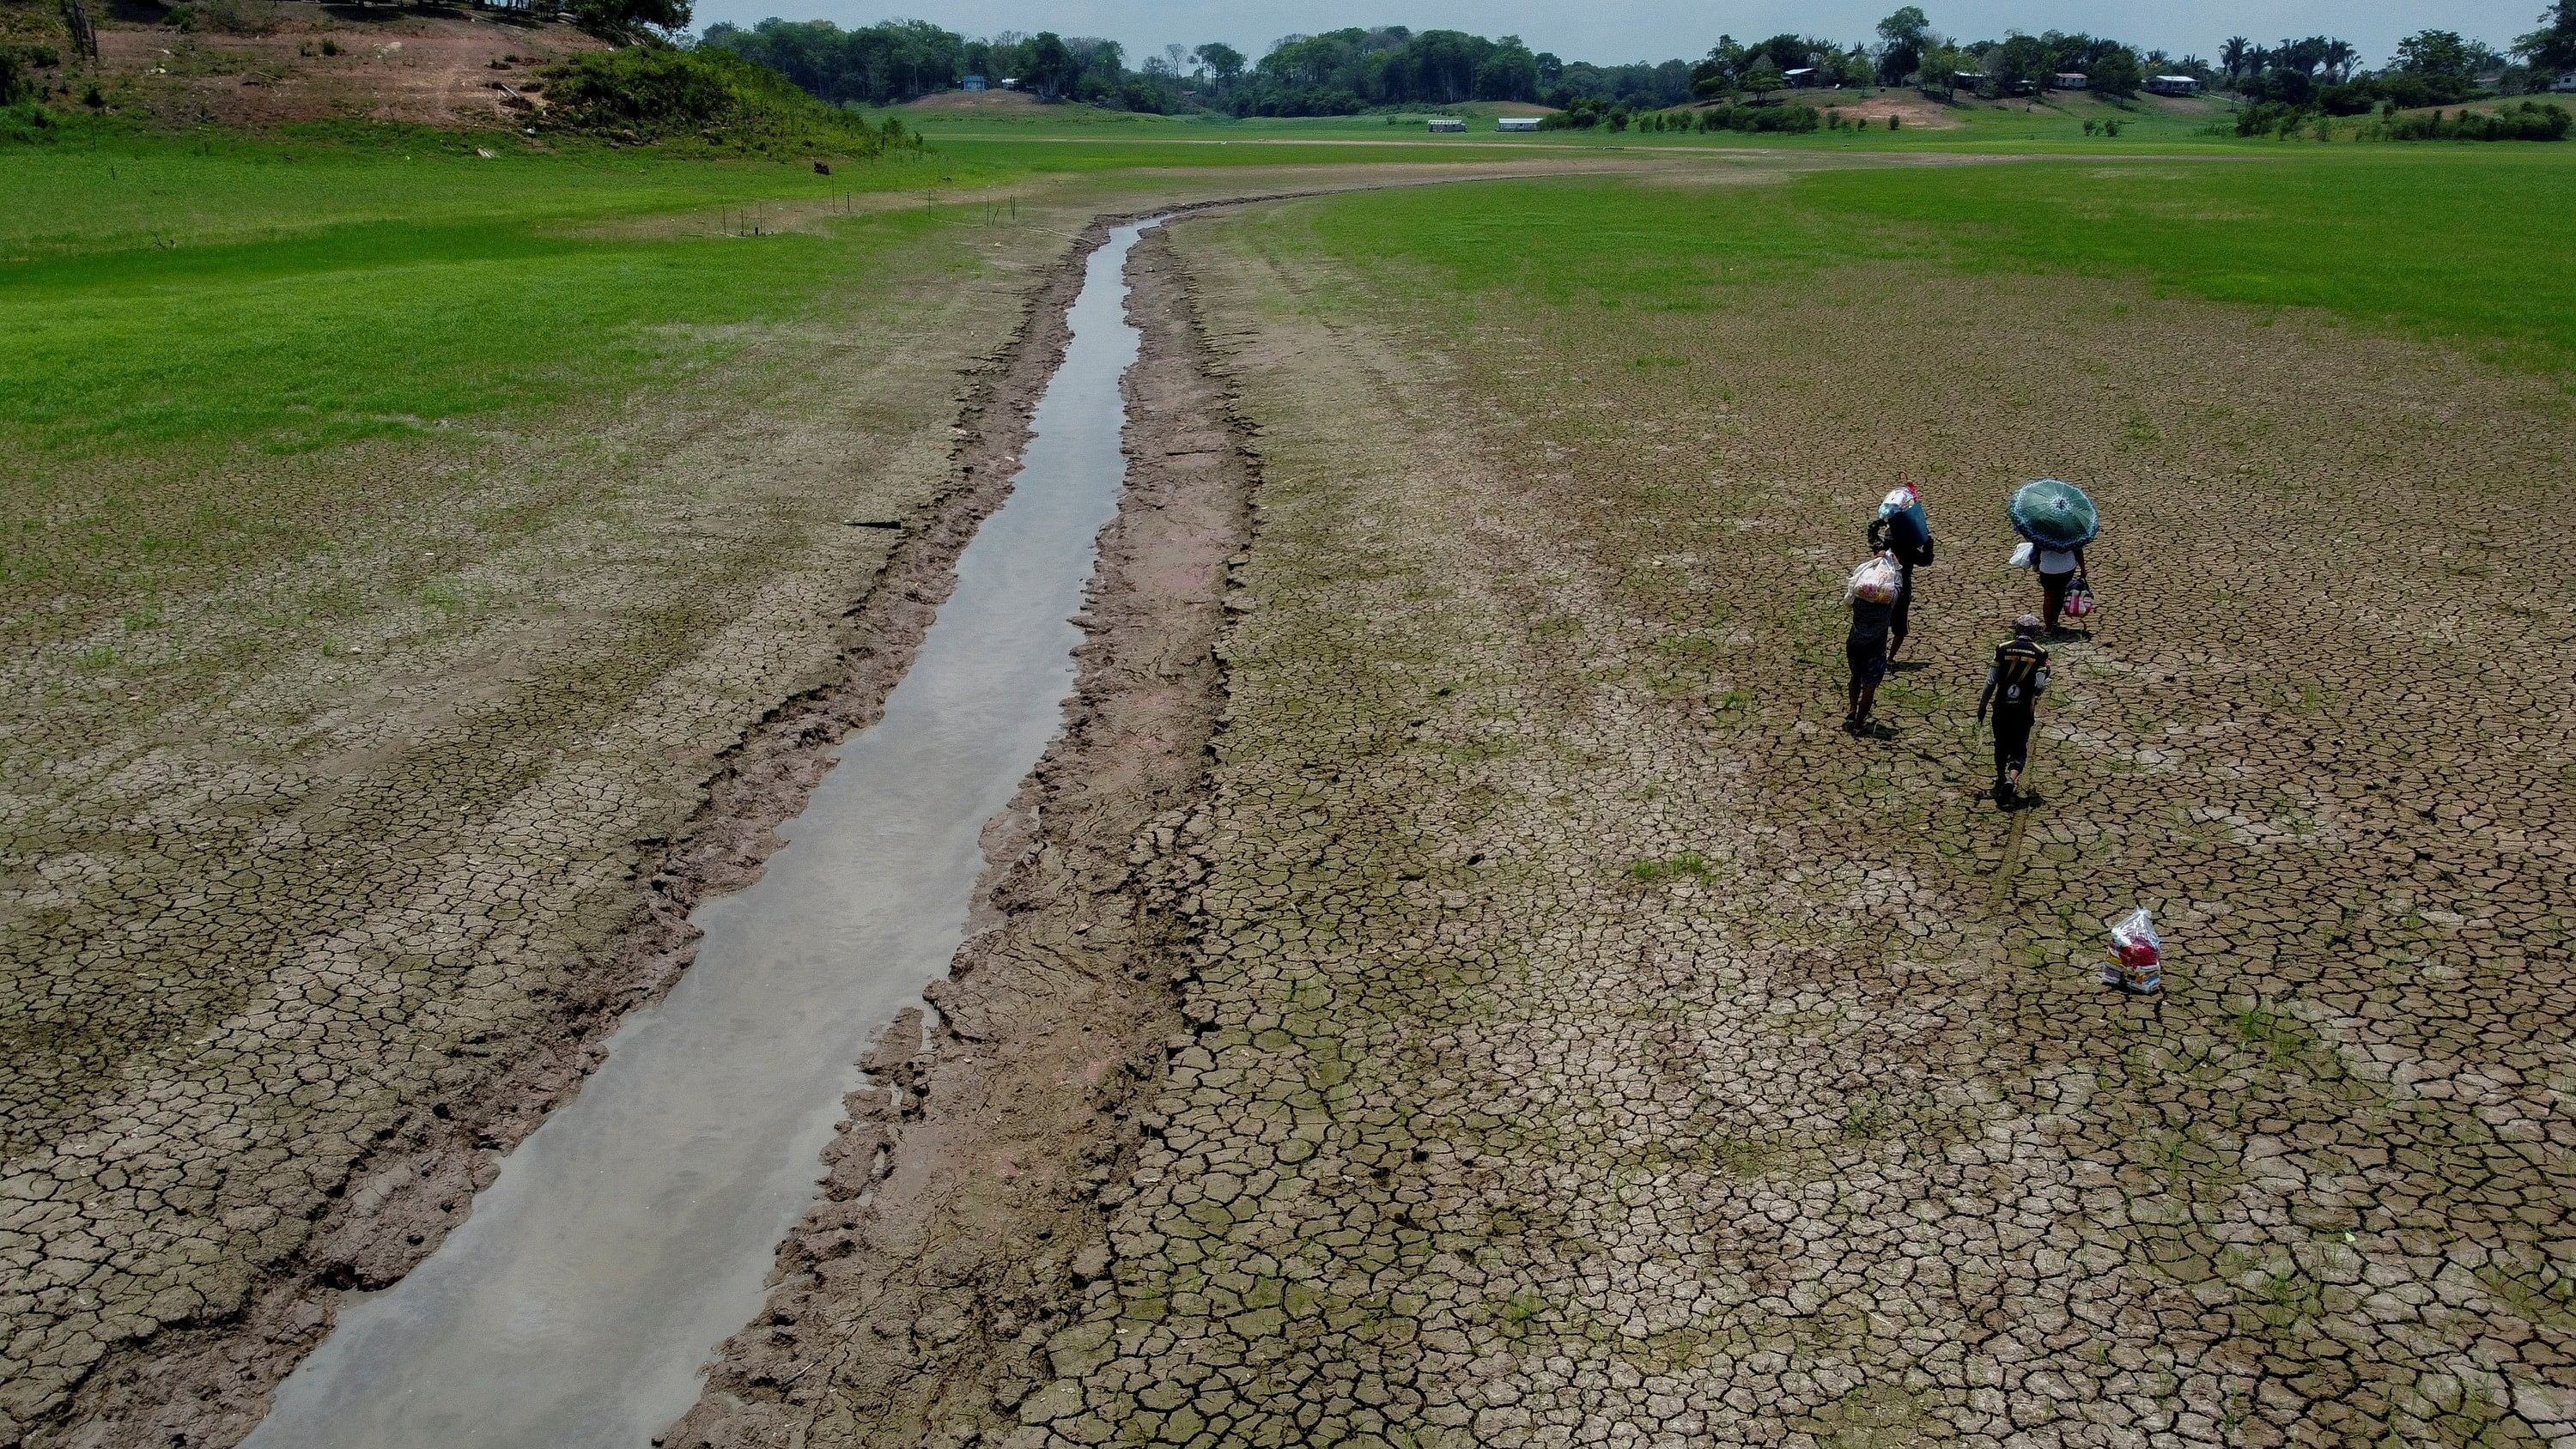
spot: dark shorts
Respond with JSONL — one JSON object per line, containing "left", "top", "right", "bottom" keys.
{"left": 1891, "top": 567, "right": 1915, "bottom": 640}
{"left": 2040, "top": 569, "right": 2074, "bottom": 619}
{"left": 1993, "top": 710, "right": 2033, "bottom": 774}
{"left": 1847, "top": 638, "right": 1889, "bottom": 688}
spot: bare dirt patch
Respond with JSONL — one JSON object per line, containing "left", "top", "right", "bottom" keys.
{"left": 89, "top": 5, "right": 598, "bottom": 129}
{"left": 901, "top": 88, "right": 1051, "bottom": 115}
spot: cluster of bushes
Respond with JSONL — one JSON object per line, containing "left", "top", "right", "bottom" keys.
{"left": 161, "top": 0, "right": 283, "bottom": 35}
{"left": 1541, "top": 98, "right": 1838, "bottom": 133}
{"left": 2378, "top": 100, "right": 2573, "bottom": 139}
{"left": 541, "top": 45, "right": 916, "bottom": 152}
{"left": 2, "top": 42, "right": 64, "bottom": 107}
{"left": 2239, "top": 95, "right": 2571, "bottom": 141}
{"left": 2312, "top": 71, "right": 2481, "bottom": 115}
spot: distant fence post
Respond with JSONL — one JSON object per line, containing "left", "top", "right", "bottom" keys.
{"left": 63, "top": 0, "right": 100, "bottom": 64}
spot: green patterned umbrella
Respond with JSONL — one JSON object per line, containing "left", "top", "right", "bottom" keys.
{"left": 2008, "top": 478, "right": 2098, "bottom": 549}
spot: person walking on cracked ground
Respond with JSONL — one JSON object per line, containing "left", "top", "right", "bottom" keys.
{"left": 2034, "top": 538, "right": 2087, "bottom": 634}
{"left": 1844, "top": 551, "right": 1902, "bottom": 734}
{"left": 1867, "top": 483, "right": 1934, "bottom": 661}
{"left": 1976, "top": 614, "right": 2051, "bottom": 807}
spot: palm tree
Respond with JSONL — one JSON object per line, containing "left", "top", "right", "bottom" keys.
{"left": 2220, "top": 35, "right": 2251, "bottom": 81}
{"left": 2322, "top": 38, "right": 2358, "bottom": 82}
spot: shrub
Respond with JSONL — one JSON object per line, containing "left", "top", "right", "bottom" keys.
{"left": 319, "top": 37, "right": 341, "bottom": 56}
{"left": 1887, "top": 112, "right": 1899, "bottom": 130}
{"left": 542, "top": 43, "right": 898, "bottom": 151}
{"left": 0, "top": 50, "right": 23, "bottom": 108}
{"left": 2237, "top": 100, "right": 2310, "bottom": 136}
{"left": 167, "top": 0, "right": 280, "bottom": 34}
{"left": 568, "top": 0, "right": 691, "bottom": 43}
{"left": 2379, "top": 100, "right": 2572, "bottom": 141}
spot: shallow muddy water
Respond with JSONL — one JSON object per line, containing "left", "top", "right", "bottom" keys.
{"left": 244, "top": 218, "right": 1157, "bottom": 1448}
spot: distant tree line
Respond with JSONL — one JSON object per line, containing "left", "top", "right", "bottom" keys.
{"left": 701, "top": 21, "right": 1155, "bottom": 108}
{"left": 693, "top": 3, "right": 2576, "bottom": 123}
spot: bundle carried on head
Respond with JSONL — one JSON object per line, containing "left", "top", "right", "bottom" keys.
{"left": 1877, "top": 483, "right": 1932, "bottom": 554}
{"left": 1846, "top": 554, "right": 1903, "bottom": 604}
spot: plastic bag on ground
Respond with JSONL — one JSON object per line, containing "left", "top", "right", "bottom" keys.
{"left": 1846, "top": 555, "right": 1902, "bottom": 604}
{"left": 2105, "top": 907, "right": 2162, "bottom": 994}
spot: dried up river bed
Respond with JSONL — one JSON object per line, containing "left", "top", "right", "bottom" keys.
{"left": 10, "top": 156, "right": 2572, "bottom": 1449}
{"left": 241, "top": 219, "right": 1160, "bottom": 1447}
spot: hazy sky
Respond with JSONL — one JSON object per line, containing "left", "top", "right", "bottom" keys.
{"left": 690, "top": 1, "right": 2547, "bottom": 70}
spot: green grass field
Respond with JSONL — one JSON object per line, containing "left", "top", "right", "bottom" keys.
{"left": 1292, "top": 147, "right": 2576, "bottom": 381}
{"left": 9, "top": 112, "right": 2573, "bottom": 624}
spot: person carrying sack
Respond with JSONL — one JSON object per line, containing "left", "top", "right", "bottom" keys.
{"left": 1844, "top": 552, "right": 1901, "bottom": 733}
{"left": 1867, "top": 484, "right": 1935, "bottom": 661}
{"left": 1976, "top": 615, "right": 2051, "bottom": 807}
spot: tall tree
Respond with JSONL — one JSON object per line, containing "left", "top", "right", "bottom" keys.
{"left": 2393, "top": 29, "right": 2478, "bottom": 77}
{"left": 2220, "top": 35, "right": 2251, "bottom": 78}
{"left": 2088, "top": 45, "right": 2142, "bottom": 94}
{"left": 1875, "top": 5, "right": 1931, "bottom": 83}
{"left": 2519, "top": 0, "right": 2576, "bottom": 71}
{"left": 1192, "top": 41, "right": 1245, "bottom": 90}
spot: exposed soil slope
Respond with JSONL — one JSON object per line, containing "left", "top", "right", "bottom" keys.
{"left": 84, "top": 3, "right": 601, "bottom": 129}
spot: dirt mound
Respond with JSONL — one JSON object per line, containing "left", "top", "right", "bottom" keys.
{"left": 86, "top": 2, "right": 603, "bottom": 129}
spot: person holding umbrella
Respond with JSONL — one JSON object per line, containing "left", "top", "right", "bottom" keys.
{"left": 2007, "top": 479, "right": 2098, "bottom": 634}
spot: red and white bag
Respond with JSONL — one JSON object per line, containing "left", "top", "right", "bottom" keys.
{"left": 2105, "top": 907, "right": 2161, "bottom": 994}
{"left": 2063, "top": 573, "right": 2097, "bottom": 620}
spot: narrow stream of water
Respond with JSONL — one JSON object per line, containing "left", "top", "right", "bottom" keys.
{"left": 246, "top": 217, "right": 1158, "bottom": 1448}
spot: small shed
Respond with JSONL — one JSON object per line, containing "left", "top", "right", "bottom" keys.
{"left": 2005, "top": 78, "right": 2039, "bottom": 95}
{"left": 1952, "top": 70, "right": 1988, "bottom": 90}
{"left": 2552, "top": 70, "right": 2576, "bottom": 93}
{"left": 2050, "top": 72, "right": 2089, "bottom": 89}
{"left": 1428, "top": 116, "right": 1466, "bottom": 132}
{"left": 2145, "top": 75, "right": 2202, "bottom": 96}
{"left": 1783, "top": 67, "right": 1819, "bottom": 88}
{"left": 1496, "top": 116, "right": 1542, "bottom": 132}
{"left": 962, "top": 74, "right": 988, "bottom": 92}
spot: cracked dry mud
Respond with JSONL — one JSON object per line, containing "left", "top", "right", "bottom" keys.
{"left": 5, "top": 162, "right": 1679, "bottom": 1447}
{"left": 980, "top": 198, "right": 2574, "bottom": 1447}
{"left": 0, "top": 203, "right": 1110, "bottom": 1446}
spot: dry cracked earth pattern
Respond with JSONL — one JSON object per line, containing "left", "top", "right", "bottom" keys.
{"left": 8, "top": 167, "right": 2573, "bottom": 1449}
{"left": 0, "top": 167, "right": 1681, "bottom": 1447}
{"left": 0, "top": 201, "right": 1105, "bottom": 1445}
{"left": 988, "top": 202, "right": 2574, "bottom": 1447}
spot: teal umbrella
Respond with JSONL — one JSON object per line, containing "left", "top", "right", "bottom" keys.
{"left": 2008, "top": 479, "right": 2098, "bottom": 549}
